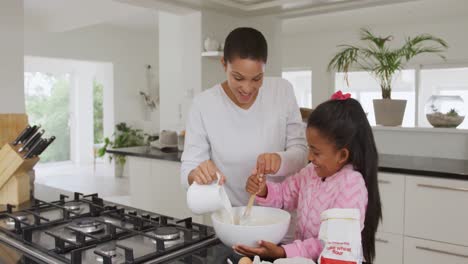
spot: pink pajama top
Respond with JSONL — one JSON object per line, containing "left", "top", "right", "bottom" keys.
{"left": 256, "top": 164, "right": 368, "bottom": 260}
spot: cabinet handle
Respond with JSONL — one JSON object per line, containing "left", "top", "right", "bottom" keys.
{"left": 417, "top": 184, "right": 468, "bottom": 193}
{"left": 416, "top": 246, "right": 468, "bottom": 258}
{"left": 378, "top": 180, "right": 391, "bottom": 184}
{"left": 376, "top": 238, "right": 389, "bottom": 243}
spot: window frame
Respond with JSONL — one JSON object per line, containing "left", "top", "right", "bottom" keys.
{"left": 281, "top": 67, "right": 313, "bottom": 108}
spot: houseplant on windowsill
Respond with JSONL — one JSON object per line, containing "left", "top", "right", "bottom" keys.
{"left": 97, "top": 122, "right": 145, "bottom": 177}
{"left": 328, "top": 28, "right": 448, "bottom": 126}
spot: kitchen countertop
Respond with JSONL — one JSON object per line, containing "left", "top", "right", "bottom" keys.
{"left": 107, "top": 146, "right": 182, "bottom": 162}
{"left": 378, "top": 154, "right": 468, "bottom": 180}
{"left": 107, "top": 146, "right": 468, "bottom": 181}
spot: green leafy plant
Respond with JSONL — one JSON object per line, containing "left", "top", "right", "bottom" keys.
{"left": 328, "top": 28, "right": 448, "bottom": 99}
{"left": 97, "top": 122, "right": 145, "bottom": 166}
{"left": 446, "top": 108, "right": 459, "bottom": 117}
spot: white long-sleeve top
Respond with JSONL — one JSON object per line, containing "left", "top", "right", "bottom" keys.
{"left": 181, "top": 77, "right": 308, "bottom": 206}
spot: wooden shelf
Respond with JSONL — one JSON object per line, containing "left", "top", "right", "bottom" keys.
{"left": 202, "top": 51, "right": 223, "bottom": 57}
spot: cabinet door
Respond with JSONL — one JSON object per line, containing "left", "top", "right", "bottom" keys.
{"left": 377, "top": 173, "right": 405, "bottom": 234}
{"left": 374, "top": 232, "right": 403, "bottom": 264}
{"left": 405, "top": 176, "right": 468, "bottom": 246}
{"left": 404, "top": 237, "right": 468, "bottom": 264}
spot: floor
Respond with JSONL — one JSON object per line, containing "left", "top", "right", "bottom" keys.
{"left": 35, "top": 161, "right": 132, "bottom": 206}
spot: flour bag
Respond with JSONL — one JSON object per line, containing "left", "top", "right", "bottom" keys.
{"left": 318, "top": 208, "right": 363, "bottom": 264}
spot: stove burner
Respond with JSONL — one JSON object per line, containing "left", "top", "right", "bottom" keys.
{"left": 95, "top": 244, "right": 123, "bottom": 263}
{"left": 68, "top": 218, "right": 105, "bottom": 234}
{"left": 5, "top": 215, "right": 28, "bottom": 225}
{"left": 64, "top": 202, "right": 82, "bottom": 212}
{"left": 153, "top": 226, "right": 181, "bottom": 241}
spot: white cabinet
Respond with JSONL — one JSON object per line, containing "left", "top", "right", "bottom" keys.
{"left": 374, "top": 232, "right": 403, "bottom": 264}
{"left": 405, "top": 176, "right": 468, "bottom": 246}
{"left": 377, "top": 173, "right": 405, "bottom": 234}
{"left": 128, "top": 157, "right": 205, "bottom": 224}
{"left": 404, "top": 237, "right": 468, "bottom": 264}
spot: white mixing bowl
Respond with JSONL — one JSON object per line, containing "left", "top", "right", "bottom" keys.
{"left": 211, "top": 206, "right": 291, "bottom": 247}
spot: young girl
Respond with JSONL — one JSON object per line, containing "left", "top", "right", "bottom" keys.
{"left": 235, "top": 92, "right": 382, "bottom": 263}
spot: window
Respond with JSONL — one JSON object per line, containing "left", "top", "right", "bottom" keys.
{"left": 335, "top": 70, "right": 416, "bottom": 127}
{"left": 93, "top": 79, "right": 104, "bottom": 144}
{"left": 24, "top": 72, "right": 71, "bottom": 162}
{"left": 420, "top": 67, "right": 468, "bottom": 129}
{"left": 282, "top": 70, "right": 312, "bottom": 108}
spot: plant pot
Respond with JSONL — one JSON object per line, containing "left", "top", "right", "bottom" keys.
{"left": 115, "top": 162, "right": 124, "bottom": 178}
{"left": 373, "top": 99, "right": 407, "bottom": 126}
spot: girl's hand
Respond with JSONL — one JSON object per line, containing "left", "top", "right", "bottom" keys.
{"left": 257, "top": 153, "right": 281, "bottom": 175}
{"left": 188, "top": 160, "right": 226, "bottom": 185}
{"left": 233, "top": 240, "right": 286, "bottom": 259}
{"left": 245, "top": 169, "right": 267, "bottom": 197}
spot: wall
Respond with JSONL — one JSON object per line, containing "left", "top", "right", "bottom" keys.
{"left": 24, "top": 23, "right": 159, "bottom": 134}
{"left": 158, "top": 11, "right": 202, "bottom": 131}
{"left": 373, "top": 127, "right": 468, "bottom": 160}
{"left": 281, "top": 0, "right": 468, "bottom": 159}
{"left": 201, "top": 11, "right": 282, "bottom": 90}
{"left": 0, "top": 0, "right": 24, "bottom": 113}
{"left": 282, "top": 0, "right": 468, "bottom": 107}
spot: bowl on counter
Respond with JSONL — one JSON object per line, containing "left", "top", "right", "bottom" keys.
{"left": 211, "top": 206, "right": 290, "bottom": 248}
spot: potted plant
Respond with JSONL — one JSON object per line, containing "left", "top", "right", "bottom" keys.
{"left": 97, "top": 122, "right": 145, "bottom": 177}
{"left": 328, "top": 28, "right": 448, "bottom": 126}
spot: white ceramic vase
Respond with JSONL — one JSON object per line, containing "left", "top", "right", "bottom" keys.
{"left": 204, "top": 37, "right": 220, "bottom": 51}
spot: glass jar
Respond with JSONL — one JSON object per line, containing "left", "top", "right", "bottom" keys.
{"left": 425, "top": 95, "right": 465, "bottom": 128}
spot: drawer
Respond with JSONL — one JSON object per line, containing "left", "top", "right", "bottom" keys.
{"left": 405, "top": 176, "right": 468, "bottom": 246}
{"left": 374, "top": 232, "right": 403, "bottom": 264}
{"left": 377, "top": 173, "right": 405, "bottom": 234}
{"left": 404, "top": 237, "right": 468, "bottom": 264}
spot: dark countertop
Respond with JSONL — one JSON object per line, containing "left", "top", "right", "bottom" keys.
{"left": 107, "top": 147, "right": 468, "bottom": 181}
{"left": 107, "top": 146, "right": 182, "bottom": 162}
{"left": 379, "top": 154, "right": 468, "bottom": 180}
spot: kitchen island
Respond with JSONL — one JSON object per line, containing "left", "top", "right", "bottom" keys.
{"left": 108, "top": 147, "right": 468, "bottom": 264}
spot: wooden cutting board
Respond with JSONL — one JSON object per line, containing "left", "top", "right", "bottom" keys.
{"left": 0, "top": 113, "right": 28, "bottom": 147}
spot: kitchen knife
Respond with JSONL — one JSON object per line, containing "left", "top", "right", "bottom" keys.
{"left": 11, "top": 125, "right": 32, "bottom": 145}
{"left": 23, "top": 139, "right": 46, "bottom": 159}
{"left": 19, "top": 125, "right": 41, "bottom": 145}
{"left": 26, "top": 136, "right": 56, "bottom": 159}
{"left": 19, "top": 129, "right": 44, "bottom": 153}
{"left": 35, "top": 136, "right": 56, "bottom": 156}
{"left": 31, "top": 136, "right": 55, "bottom": 157}
{"left": 24, "top": 137, "right": 44, "bottom": 157}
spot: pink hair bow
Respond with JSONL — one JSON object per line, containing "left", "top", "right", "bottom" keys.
{"left": 331, "top": 90, "right": 351, "bottom": 100}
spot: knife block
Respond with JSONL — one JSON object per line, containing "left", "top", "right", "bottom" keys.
{"left": 0, "top": 143, "right": 39, "bottom": 205}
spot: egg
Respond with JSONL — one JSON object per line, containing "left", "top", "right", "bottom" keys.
{"left": 238, "top": 256, "right": 253, "bottom": 264}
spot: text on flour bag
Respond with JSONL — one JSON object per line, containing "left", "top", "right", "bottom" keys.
{"left": 318, "top": 208, "right": 363, "bottom": 264}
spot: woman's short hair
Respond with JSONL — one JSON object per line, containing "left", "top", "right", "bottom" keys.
{"left": 223, "top": 27, "right": 268, "bottom": 63}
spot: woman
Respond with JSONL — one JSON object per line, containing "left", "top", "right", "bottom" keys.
{"left": 181, "top": 27, "right": 307, "bottom": 207}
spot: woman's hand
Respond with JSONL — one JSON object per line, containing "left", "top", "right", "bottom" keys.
{"left": 233, "top": 240, "right": 286, "bottom": 259}
{"left": 256, "top": 153, "right": 281, "bottom": 175}
{"left": 188, "top": 160, "right": 226, "bottom": 185}
{"left": 245, "top": 170, "right": 267, "bottom": 197}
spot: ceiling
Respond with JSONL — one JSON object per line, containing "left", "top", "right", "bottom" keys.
{"left": 118, "top": 0, "right": 421, "bottom": 17}
{"left": 23, "top": 0, "right": 158, "bottom": 33}
{"left": 282, "top": 0, "right": 468, "bottom": 35}
{"left": 23, "top": 0, "right": 467, "bottom": 34}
